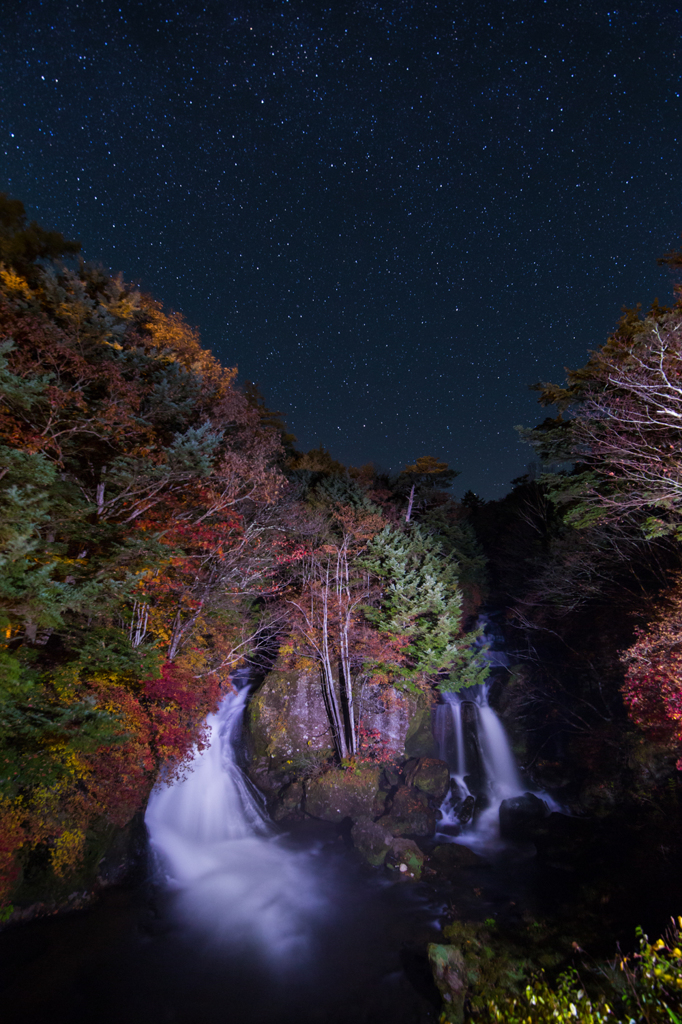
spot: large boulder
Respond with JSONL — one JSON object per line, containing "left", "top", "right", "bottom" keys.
{"left": 361, "top": 683, "right": 429, "bottom": 759}
{"left": 499, "top": 792, "right": 548, "bottom": 842}
{"left": 381, "top": 785, "right": 436, "bottom": 837}
{"left": 351, "top": 817, "right": 393, "bottom": 866}
{"left": 246, "top": 664, "right": 335, "bottom": 767}
{"left": 403, "top": 758, "right": 450, "bottom": 802}
{"left": 304, "top": 766, "right": 386, "bottom": 822}
{"left": 385, "top": 837, "right": 426, "bottom": 881}
{"left": 246, "top": 665, "right": 432, "bottom": 780}
{"left": 428, "top": 943, "right": 467, "bottom": 1023}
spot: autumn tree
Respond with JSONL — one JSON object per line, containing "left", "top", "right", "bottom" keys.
{"left": 621, "top": 574, "right": 682, "bottom": 767}
{"left": 522, "top": 280, "right": 682, "bottom": 537}
{"left": 399, "top": 455, "right": 458, "bottom": 522}
{"left": 279, "top": 479, "right": 392, "bottom": 758}
{"left": 278, "top": 464, "right": 486, "bottom": 756}
{"left": 516, "top": 253, "right": 682, "bottom": 768}
{"left": 0, "top": 192, "right": 81, "bottom": 285}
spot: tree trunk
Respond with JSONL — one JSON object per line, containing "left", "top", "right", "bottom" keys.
{"left": 337, "top": 544, "right": 358, "bottom": 755}
{"left": 320, "top": 568, "right": 349, "bottom": 758}
{"left": 405, "top": 483, "right": 415, "bottom": 522}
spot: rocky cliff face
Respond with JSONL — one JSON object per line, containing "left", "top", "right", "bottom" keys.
{"left": 246, "top": 660, "right": 436, "bottom": 781}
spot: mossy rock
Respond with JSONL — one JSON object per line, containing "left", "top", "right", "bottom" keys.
{"left": 427, "top": 943, "right": 467, "bottom": 1023}
{"left": 431, "top": 842, "right": 484, "bottom": 871}
{"left": 271, "top": 782, "right": 304, "bottom": 822}
{"left": 437, "top": 919, "right": 543, "bottom": 1017}
{"left": 381, "top": 785, "right": 436, "bottom": 837}
{"left": 351, "top": 817, "right": 393, "bottom": 866}
{"left": 404, "top": 757, "right": 450, "bottom": 801}
{"left": 304, "top": 765, "right": 387, "bottom": 823}
{"left": 247, "top": 666, "right": 334, "bottom": 764}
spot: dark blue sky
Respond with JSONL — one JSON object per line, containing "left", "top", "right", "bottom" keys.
{"left": 2, "top": 1, "right": 680, "bottom": 497}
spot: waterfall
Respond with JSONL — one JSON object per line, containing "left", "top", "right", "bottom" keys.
{"left": 435, "top": 686, "right": 527, "bottom": 850}
{"left": 435, "top": 684, "right": 560, "bottom": 851}
{"left": 434, "top": 612, "right": 559, "bottom": 851}
{"left": 477, "top": 702, "right": 524, "bottom": 799}
{"left": 145, "top": 684, "right": 324, "bottom": 961}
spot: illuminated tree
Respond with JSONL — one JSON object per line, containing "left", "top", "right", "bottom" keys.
{"left": 522, "top": 284, "right": 682, "bottom": 536}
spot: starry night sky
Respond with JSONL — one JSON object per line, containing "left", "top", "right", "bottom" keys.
{"left": 1, "top": 1, "right": 681, "bottom": 497}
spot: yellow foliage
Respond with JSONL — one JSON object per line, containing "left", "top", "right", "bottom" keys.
{"left": 55, "top": 300, "right": 91, "bottom": 331}
{"left": 403, "top": 455, "right": 450, "bottom": 475}
{"left": 62, "top": 750, "right": 92, "bottom": 782}
{"left": 0, "top": 268, "right": 32, "bottom": 299}
{"left": 51, "top": 828, "right": 86, "bottom": 878}
{"left": 142, "top": 306, "right": 237, "bottom": 397}
{"left": 105, "top": 279, "right": 142, "bottom": 321}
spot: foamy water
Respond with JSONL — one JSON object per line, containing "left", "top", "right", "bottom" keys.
{"left": 145, "top": 686, "right": 325, "bottom": 962}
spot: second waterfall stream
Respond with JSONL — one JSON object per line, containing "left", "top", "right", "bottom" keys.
{"left": 433, "top": 613, "right": 557, "bottom": 852}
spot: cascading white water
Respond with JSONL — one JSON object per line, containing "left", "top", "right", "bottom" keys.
{"left": 435, "top": 685, "right": 527, "bottom": 849}
{"left": 477, "top": 702, "right": 524, "bottom": 799}
{"left": 435, "top": 683, "right": 560, "bottom": 852}
{"left": 145, "top": 685, "right": 324, "bottom": 961}
{"left": 433, "top": 612, "right": 561, "bottom": 852}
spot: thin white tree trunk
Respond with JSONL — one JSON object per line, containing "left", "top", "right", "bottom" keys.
{"left": 405, "top": 483, "right": 415, "bottom": 522}
{"left": 320, "top": 563, "right": 348, "bottom": 758}
{"left": 129, "top": 600, "right": 149, "bottom": 647}
{"left": 337, "top": 544, "right": 357, "bottom": 755}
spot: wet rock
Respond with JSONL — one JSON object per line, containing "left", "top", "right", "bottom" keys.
{"left": 427, "top": 943, "right": 467, "bottom": 1023}
{"left": 304, "top": 766, "right": 386, "bottom": 823}
{"left": 458, "top": 794, "right": 476, "bottom": 825}
{"left": 499, "top": 792, "right": 549, "bottom": 841}
{"left": 431, "top": 843, "right": 484, "bottom": 871}
{"left": 271, "top": 781, "right": 304, "bottom": 822}
{"left": 351, "top": 817, "right": 393, "bottom": 866}
{"left": 385, "top": 837, "right": 426, "bottom": 881}
{"left": 381, "top": 785, "right": 436, "bottom": 837}
{"left": 460, "top": 702, "right": 483, "bottom": 761}
{"left": 246, "top": 664, "right": 427, "bottom": 783}
{"left": 362, "top": 684, "right": 426, "bottom": 758}
{"left": 247, "top": 762, "right": 287, "bottom": 801}
{"left": 381, "top": 765, "right": 401, "bottom": 790}
{"left": 404, "top": 707, "right": 438, "bottom": 759}
{"left": 403, "top": 758, "right": 450, "bottom": 802}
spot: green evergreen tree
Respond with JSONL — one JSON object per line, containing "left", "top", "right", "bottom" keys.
{"left": 360, "top": 524, "right": 488, "bottom": 691}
